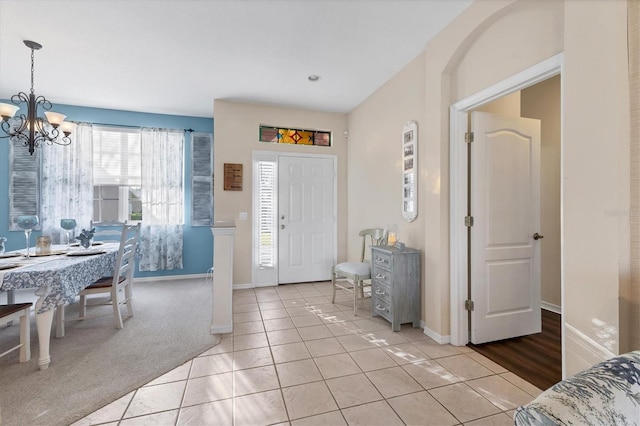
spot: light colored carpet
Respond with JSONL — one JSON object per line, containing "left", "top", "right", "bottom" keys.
{"left": 0, "top": 277, "right": 218, "bottom": 426}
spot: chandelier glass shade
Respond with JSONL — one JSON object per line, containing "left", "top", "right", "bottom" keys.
{"left": 0, "top": 40, "right": 76, "bottom": 155}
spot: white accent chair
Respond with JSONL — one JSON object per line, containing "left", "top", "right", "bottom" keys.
{"left": 80, "top": 223, "right": 140, "bottom": 329}
{"left": 332, "top": 228, "right": 386, "bottom": 315}
{"left": 0, "top": 303, "right": 32, "bottom": 362}
{"left": 56, "top": 223, "right": 140, "bottom": 333}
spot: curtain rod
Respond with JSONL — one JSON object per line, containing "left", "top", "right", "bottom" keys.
{"left": 90, "top": 122, "right": 194, "bottom": 132}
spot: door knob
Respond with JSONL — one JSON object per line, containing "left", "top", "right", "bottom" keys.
{"left": 280, "top": 225, "right": 285, "bottom": 229}
{"left": 533, "top": 233, "right": 544, "bottom": 240}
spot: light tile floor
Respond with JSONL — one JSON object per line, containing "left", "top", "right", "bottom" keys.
{"left": 73, "top": 282, "right": 542, "bottom": 426}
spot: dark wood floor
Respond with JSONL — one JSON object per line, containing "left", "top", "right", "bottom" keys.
{"left": 468, "top": 309, "right": 561, "bottom": 390}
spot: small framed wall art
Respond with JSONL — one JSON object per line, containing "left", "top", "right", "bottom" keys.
{"left": 223, "top": 163, "right": 243, "bottom": 191}
{"left": 402, "top": 121, "right": 417, "bottom": 222}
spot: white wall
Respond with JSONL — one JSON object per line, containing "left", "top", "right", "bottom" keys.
{"left": 347, "top": 0, "right": 630, "bottom": 374}
{"left": 521, "top": 75, "right": 562, "bottom": 309}
{"left": 213, "top": 100, "right": 348, "bottom": 285}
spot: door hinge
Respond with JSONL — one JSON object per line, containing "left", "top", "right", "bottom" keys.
{"left": 465, "top": 132, "right": 474, "bottom": 143}
{"left": 465, "top": 300, "right": 475, "bottom": 311}
{"left": 465, "top": 216, "right": 474, "bottom": 227}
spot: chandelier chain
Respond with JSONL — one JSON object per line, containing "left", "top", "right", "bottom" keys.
{"left": 30, "top": 47, "right": 35, "bottom": 95}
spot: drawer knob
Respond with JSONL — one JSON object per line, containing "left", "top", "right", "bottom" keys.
{"left": 375, "top": 257, "right": 389, "bottom": 263}
{"left": 375, "top": 288, "right": 386, "bottom": 295}
{"left": 375, "top": 304, "right": 389, "bottom": 313}
{"left": 375, "top": 273, "right": 385, "bottom": 279}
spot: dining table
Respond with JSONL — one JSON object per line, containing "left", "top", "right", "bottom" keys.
{"left": 0, "top": 243, "right": 119, "bottom": 370}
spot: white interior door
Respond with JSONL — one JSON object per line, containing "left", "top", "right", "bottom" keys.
{"left": 470, "top": 111, "right": 542, "bottom": 344}
{"left": 278, "top": 156, "right": 335, "bottom": 284}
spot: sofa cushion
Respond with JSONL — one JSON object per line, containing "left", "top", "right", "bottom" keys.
{"left": 514, "top": 350, "right": 640, "bottom": 426}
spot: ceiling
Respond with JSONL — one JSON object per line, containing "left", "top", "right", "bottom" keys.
{"left": 0, "top": 0, "right": 472, "bottom": 118}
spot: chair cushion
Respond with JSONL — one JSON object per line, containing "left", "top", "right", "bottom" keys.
{"left": 87, "top": 276, "right": 125, "bottom": 289}
{"left": 514, "top": 350, "right": 640, "bottom": 425}
{"left": 335, "top": 262, "right": 371, "bottom": 276}
{"left": 0, "top": 303, "right": 32, "bottom": 319}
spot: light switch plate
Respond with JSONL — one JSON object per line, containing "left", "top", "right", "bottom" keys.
{"left": 239, "top": 212, "right": 248, "bottom": 221}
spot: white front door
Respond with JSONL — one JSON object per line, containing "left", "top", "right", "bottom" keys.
{"left": 278, "top": 156, "right": 335, "bottom": 284}
{"left": 470, "top": 111, "right": 542, "bottom": 344}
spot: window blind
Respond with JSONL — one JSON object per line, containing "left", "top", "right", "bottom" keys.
{"left": 257, "top": 160, "right": 276, "bottom": 269}
{"left": 92, "top": 126, "right": 141, "bottom": 186}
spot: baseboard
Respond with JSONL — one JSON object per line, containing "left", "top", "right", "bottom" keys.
{"left": 564, "top": 322, "right": 616, "bottom": 376}
{"left": 133, "top": 273, "right": 209, "bottom": 283}
{"left": 421, "top": 320, "right": 451, "bottom": 345}
{"left": 233, "top": 282, "right": 273, "bottom": 290}
{"left": 541, "top": 301, "right": 562, "bottom": 314}
{"left": 210, "top": 325, "right": 233, "bottom": 334}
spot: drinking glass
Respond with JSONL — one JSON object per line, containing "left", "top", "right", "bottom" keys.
{"left": 17, "top": 215, "right": 39, "bottom": 258}
{"left": 60, "top": 219, "right": 77, "bottom": 248}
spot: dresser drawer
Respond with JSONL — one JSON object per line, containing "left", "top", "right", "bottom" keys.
{"left": 373, "top": 251, "right": 391, "bottom": 269}
{"left": 372, "top": 280, "right": 391, "bottom": 301}
{"left": 373, "top": 298, "right": 392, "bottom": 320}
{"left": 372, "top": 267, "right": 391, "bottom": 286}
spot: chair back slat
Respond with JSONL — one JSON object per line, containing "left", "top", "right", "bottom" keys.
{"left": 113, "top": 223, "right": 140, "bottom": 286}
{"left": 91, "top": 220, "right": 128, "bottom": 242}
{"left": 358, "top": 228, "right": 386, "bottom": 262}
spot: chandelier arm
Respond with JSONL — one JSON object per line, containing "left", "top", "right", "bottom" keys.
{"left": 11, "top": 92, "right": 29, "bottom": 105}
{"left": 34, "top": 95, "right": 52, "bottom": 111}
{"left": 54, "top": 134, "right": 72, "bottom": 146}
{"left": 0, "top": 120, "right": 13, "bottom": 138}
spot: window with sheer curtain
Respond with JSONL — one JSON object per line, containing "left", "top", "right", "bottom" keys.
{"left": 92, "top": 126, "right": 142, "bottom": 223}
{"left": 40, "top": 123, "right": 94, "bottom": 242}
{"left": 138, "top": 128, "right": 185, "bottom": 271}
{"left": 32, "top": 125, "right": 186, "bottom": 271}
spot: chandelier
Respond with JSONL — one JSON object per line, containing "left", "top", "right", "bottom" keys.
{"left": 0, "top": 40, "right": 76, "bottom": 155}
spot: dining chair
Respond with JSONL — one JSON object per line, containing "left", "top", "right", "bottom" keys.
{"left": 79, "top": 223, "right": 140, "bottom": 329}
{"left": 90, "top": 220, "right": 128, "bottom": 243}
{"left": 332, "top": 228, "right": 386, "bottom": 315}
{"left": 0, "top": 303, "right": 32, "bottom": 362}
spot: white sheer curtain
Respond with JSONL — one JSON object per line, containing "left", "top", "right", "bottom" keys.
{"left": 139, "top": 128, "right": 184, "bottom": 271}
{"left": 41, "top": 123, "right": 93, "bottom": 243}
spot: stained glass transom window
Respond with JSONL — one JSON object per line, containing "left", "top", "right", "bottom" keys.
{"left": 259, "top": 126, "right": 331, "bottom": 147}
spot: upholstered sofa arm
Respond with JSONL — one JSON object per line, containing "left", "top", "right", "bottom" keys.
{"left": 514, "top": 350, "right": 640, "bottom": 426}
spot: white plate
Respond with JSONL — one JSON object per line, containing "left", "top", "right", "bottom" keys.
{"left": 0, "top": 252, "right": 21, "bottom": 259}
{"left": 67, "top": 249, "right": 106, "bottom": 256}
{"left": 32, "top": 250, "right": 67, "bottom": 257}
{"left": 0, "top": 263, "right": 21, "bottom": 270}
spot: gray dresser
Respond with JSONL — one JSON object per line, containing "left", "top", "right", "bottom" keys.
{"left": 371, "top": 245, "right": 420, "bottom": 331}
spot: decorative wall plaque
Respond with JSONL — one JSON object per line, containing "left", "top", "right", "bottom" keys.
{"left": 402, "top": 121, "right": 418, "bottom": 222}
{"left": 224, "top": 163, "right": 243, "bottom": 191}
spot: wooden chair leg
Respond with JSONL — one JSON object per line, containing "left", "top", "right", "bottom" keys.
{"left": 19, "top": 307, "right": 31, "bottom": 362}
{"left": 331, "top": 269, "right": 337, "bottom": 304}
{"left": 124, "top": 284, "right": 133, "bottom": 318}
{"left": 112, "top": 288, "right": 123, "bottom": 329}
{"left": 79, "top": 295, "right": 87, "bottom": 318}
{"left": 55, "top": 305, "right": 65, "bottom": 338}
{"left": 353, "top": 279, "right": 359, "bottom": 316}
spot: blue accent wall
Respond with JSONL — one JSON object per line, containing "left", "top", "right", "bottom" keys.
{"left": 0, "top": 102, "right": 214, "bottom": 278}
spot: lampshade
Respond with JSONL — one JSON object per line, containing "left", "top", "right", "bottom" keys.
{"left": 44, "top": 111, "right": 66, "bottom": 127}
{"left": 0, "top": 103, "right": 19, "bottom": 119}
{"left": 60, "top": 121, "right": 77, "bottom": 135}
